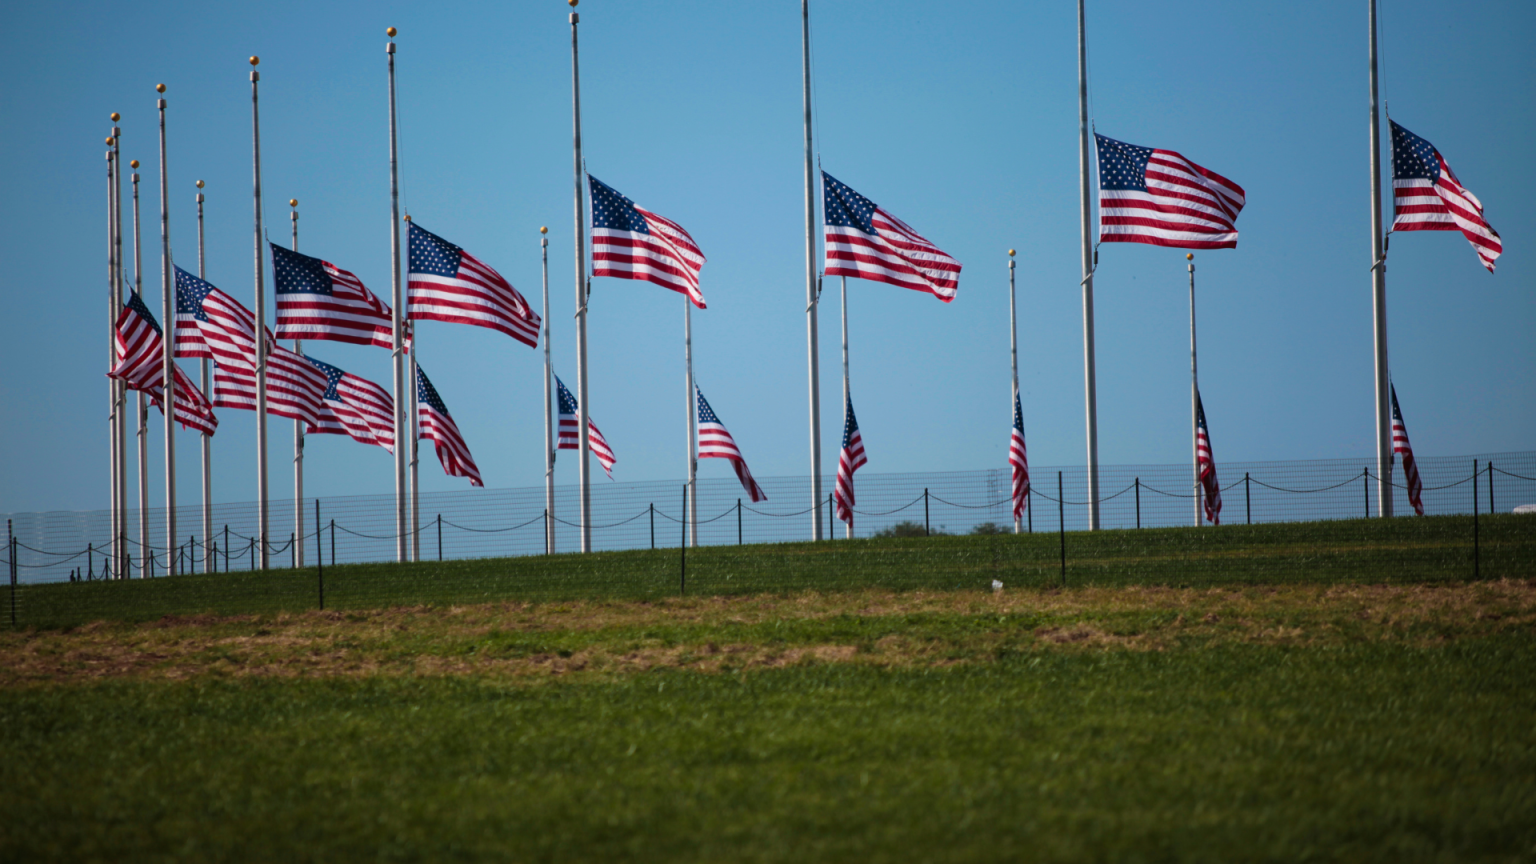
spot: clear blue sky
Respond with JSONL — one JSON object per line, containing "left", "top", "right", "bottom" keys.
{"left": 1, "top": 0, "right": 1531, "bottom": 513}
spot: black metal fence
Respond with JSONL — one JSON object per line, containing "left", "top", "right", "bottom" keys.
{"left": 5, "top": 451, "right": 1533, "bottom": 586}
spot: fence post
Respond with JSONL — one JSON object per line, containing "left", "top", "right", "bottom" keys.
{"left": 249, "top": 537, "right": 255, "bottom": 572}
{"left": 316, "top": 499, "right": 324, "bottom": 611}
{"left": 1363, "top": 467, "right": 1369, "bottom": 519}
{"left": 87, "top": 543, "right": 94, "bottom": 581}
{"left": 189, "top": 535, "right": 196, "bottom": 574}
{"left": 10, "top": 534, "right": 17, "bottom": 627}
{"left": 649, "top": 503, "right": 655, "bottom": 550}
{"left": 1027, "top": 485, "right": 1033, "bottom": 533}
{"left": 924, "top": 488, "right": 930, "bottom": 536}
{"left": 827, "top": 494, "right": 833, "bottom": 538}
{"left": 224, "top": 525, "right": 230, "bottom": 573}
{"left": 148, "top": 550, "right": 155, "bottom": 579}
{"left": 1057, "top": 471, "right": 1066, "bottom": 587}
{"left": 1488, "top": 461, "right": 1495, "bottom": 514}
{"left": 290, "top": 533, "right": 296, "bottom": 569}
{"left": 737, "top": 498, "right": 742, "bottom": 546}
{"left": 437, "top": 514, "right": 442, "bottom": 562}
{"left": 1473, "top": 459, "right": 1480, "bottom": 580}
{"left": 330, "top": 519, "right": 335, "bottom": 568}
{"left": 1134, "top": 478, "right": 1140, "bottom": 529}
{"left": 679, "top": 485, "right": 687, "bottom": 596}
{"left": 1245, "top": 472, "right": 1251, "bottom": 525}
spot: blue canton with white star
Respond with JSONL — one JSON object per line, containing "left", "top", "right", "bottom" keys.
{"left": 822, "top": 172, "right": 878, "bottom": 234}
{"left": 842, "top": 395, "right": 860, "bottom": 445}
{"left": 408, "top": 223, "right": 463, "bottom": 278}
{"left": 125, "top": 291, "right": 162, "bottom": 334}
{"left": 175, "top": 266, "right": 214, "bottom": 322}
{"left": 1096, "top": 134, "right": 1152, "bottom": 191}
{"left": 1014, "top": 394, "right": 1024, "bottom": 432}
{"left": 1389, "top": 120, "right": 1439, "bottom": 182}
{"left": 696, "top": 388, "right": 720, "bottom": 425}
{"left": 271, "top": 243, "right": 334, "bottom": 295}
{"left": 304, "top": 355, "right": 346, "bottom": 401}
{"left": 416, "top": 365, "right": 450, "bottom": 416}
{"left": 555, "top": 375, "right": 579, "bottom": 414}
{"left": 589, "top": 175, "right": 650, "bottom": 234}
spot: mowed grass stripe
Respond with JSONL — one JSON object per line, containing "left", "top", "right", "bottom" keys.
{"left": 13, "top": 514, "right": 1534, "bottom": 629}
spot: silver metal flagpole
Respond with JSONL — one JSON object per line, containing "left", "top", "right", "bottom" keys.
{"left": 106, "top": 134, "right": 119, "bottom": 577}
{"left": 801, "top": 0, "right": 823, "bottom": 542}
{"left": 132, "top": 161, "right": 149, "bottom": 575}
{"left": 196, "top": 180, "right": 211, "bottom": 571}
{"left": 406, "top": 212, "right": 420, "bottom": 563}
{"left": 839, "top": 275, "right": 850, "bottom": 539}
{"left": 570, "top": 2, "right": 592, "bottom": 554}
{"left": 290, "top": 199, "right": 303, "bottom": 568}
{"left": 387, "top": 28, "right": 407, "bottom": 562}
{"left": 685, "top": 295, "right": 697, "bottom": 547}
{"left": 1008, "top": 249, "right": 1021, "bottom": 534}
{"left": 157, "top": 84, "right": 176, "bottom": 575}
{"left": 1367, "top": 0, "right": 1392, "bottom": 518}
{"left": 1188, "top": 253, "right": 1200, "bottom": 526}
{"left": 541, "top": 226, "right": 555, "bottom": 555}
{"left": 1077, "top": 0, "right": 1101, "bottom": 532}
{"left": 250, "top": 56, "right": 270, "bottom": 569}
{"left": 113, "top": 123, "right": 127, "bottom": 577}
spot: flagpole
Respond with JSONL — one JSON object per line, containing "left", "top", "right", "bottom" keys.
{"left": 387, "top": 29, "right": 407, "bottom": 562}
{"left": 132, "top": 161, "right": 149, "bottom": 575}
{"left": 406, "top": 217, "right": 420, "bottom": 562}
{"left": 250, "top": 56, "right": 270, "bottom": 569}
{"left": 839, "top": 276, "right": 851, "bottom": 538}
{"left": 1076, "top": 0, "right": 1102, "bottom": 531}
{"left": 1188, "top": 253, "right": 1200, "bottom": 526}
{"left": 1008, "top": 249, "right": 1021, "bottom": 535}
{"left": 290, "top": 199, "right": 303, "bottom": 568}
{"left": 107, "top": 126, "right": 121, "bottom": 578}
{"left": 106, "top": 134, "right": 120, "bottom": 578}
{"left": 541, "top": 226, "right": 555, "bottom": 555}
{"left": 570, "top": 2, "right": 593, "bottom": 554}
{"left": 114, "top": 126, "right": 128, "bottom": 577}
{"left": 801, "top": 0, "right": 824, "bottom": 543}
{"left": 157, "top": 84, "right": 176, "bottom": 575}
{"left": 196, "top": 179, "right": 211, "bottom": 572}
{"left": 685, "top": 295, "right": 697, "bottom": 547}
{"left": 1367, "top": 0, "right": 1392, "bottom": 518}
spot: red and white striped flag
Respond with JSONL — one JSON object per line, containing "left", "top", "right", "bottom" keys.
{"left": 555, "top": 374, "right": 616, "bottom": 479}
{"left": 272, "top": 244, "right": 396, "bottom": 349}
{"left": 109, "top": 292, "right": 218, "bottom": 436}
{"left": 696, "top": 386, "right": 766, "bottom": 502}
{"left": 1390, "top": 119, "right": 1502, "bottom": 273}
{"left": 408, "top": 222, "right": 540, "bottom": 347}
{"left": 1009, "top": 393, "right": 1029, "bottom": 519}
{"left": 1196, "top": 392, "right": 1222, "bottom": 525}
{"left": 416, "top": 364, "right": 482, "bottom": 487}
{"left": 1390, "top": 383, "right": 1424, "bottom": 516}
{"left": 834, "top": 394, "right": 867, "bottom": 526}
{"left": 589, "top": 176, "right": 707, "bottom": 308}
{"left": 210, "top": 345, "right": 329, "bottom": 427}
{"left": 304, "top": 355, "right": 396, "bottom": 454}
{"left": 823, "top": 172, "right": 961, "bottom": 302}
{"left": 1096, "top": 134, "right": 1246, "bottom": 249}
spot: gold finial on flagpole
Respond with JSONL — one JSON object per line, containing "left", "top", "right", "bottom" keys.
{"left": 1186, "top": 253, "right": 1193, "bottom": 261}
{"left": 569, "top": 0, "right": 578, "bottom": 6}
{"left": 156, "top": 83, "right": 165, "bottom": 93}
{"left": 1008, "top": 249, "right": 1015, "bottom": 257}
{"left": 106, "top": 137, "right": 115, "bottom": 146}
{"left": 130, "top": 160, "right": 139, "bottom": 169}
{"left": 249, "top": 56, "right": 260, "bottom": 66}
{"left": 196, "top": 179, "right": 204, "bottom": 189}
{"left": 403, "top": 214, "right": 412, "bottom": 222}
{"left": 289, "top": 198, "right": 298, "bottom": 207}
{"left": 110, "top": 112, "right": 120, "bottom": 122}
{"left": 387, "top": 27, "right": 397, "bottom": 37}
{"left": 540, "top": 226, "right": 548, "bottom": 234}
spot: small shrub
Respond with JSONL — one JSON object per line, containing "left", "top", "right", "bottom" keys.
{"left": 971, "top": 522, "right": 1007, "bottom": 536}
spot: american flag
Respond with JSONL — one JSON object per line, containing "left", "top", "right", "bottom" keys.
{"left": 823, "top": 171, "right": 961, "bottom": 302}
{"left": 1196, "top": 392, "right": 1222, "bottom": 524}
{"left": 696, "top": 385, "right": 766, "bottom": 502}
{"left": 1096, "top": 134, "right": 1246, "bottom": 249}
{"left": 408, "top": 222, "right": 540, "bottom": 347}
{"left": 178, "top": 272, "right": 329, "bottom": 425}
{"left": 1389, "top": 119, "right": 1502, "bottom": 273}
{"left": 589, "top": 175, "right": 707, "bottom": 308}
{"left": 109, "top": 292, "right": 218, "bottom": 436}
{"left": 555, "top": 374, "right": 617, "bottom": 479}
{"left": 416, "top": 364, "right": 482, "bottom": 487}
{"left": 834, "top": 394, "right": 867, "bottom": 526}
{"left": 1390, "top": 383, "right": 1424, "bottom": 516}
{"left": 1009, "top": 393, "right": 1029, "bottom": 519}
{"left": 272, "top": 243, "right": 395, "bottom": 349}
{"left": 304, "top": 355, "right": 396, "bottom": 454}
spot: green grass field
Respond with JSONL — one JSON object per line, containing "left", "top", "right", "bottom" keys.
{"left": 2, "top": 516, "right": 1533, "bottom": 862}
